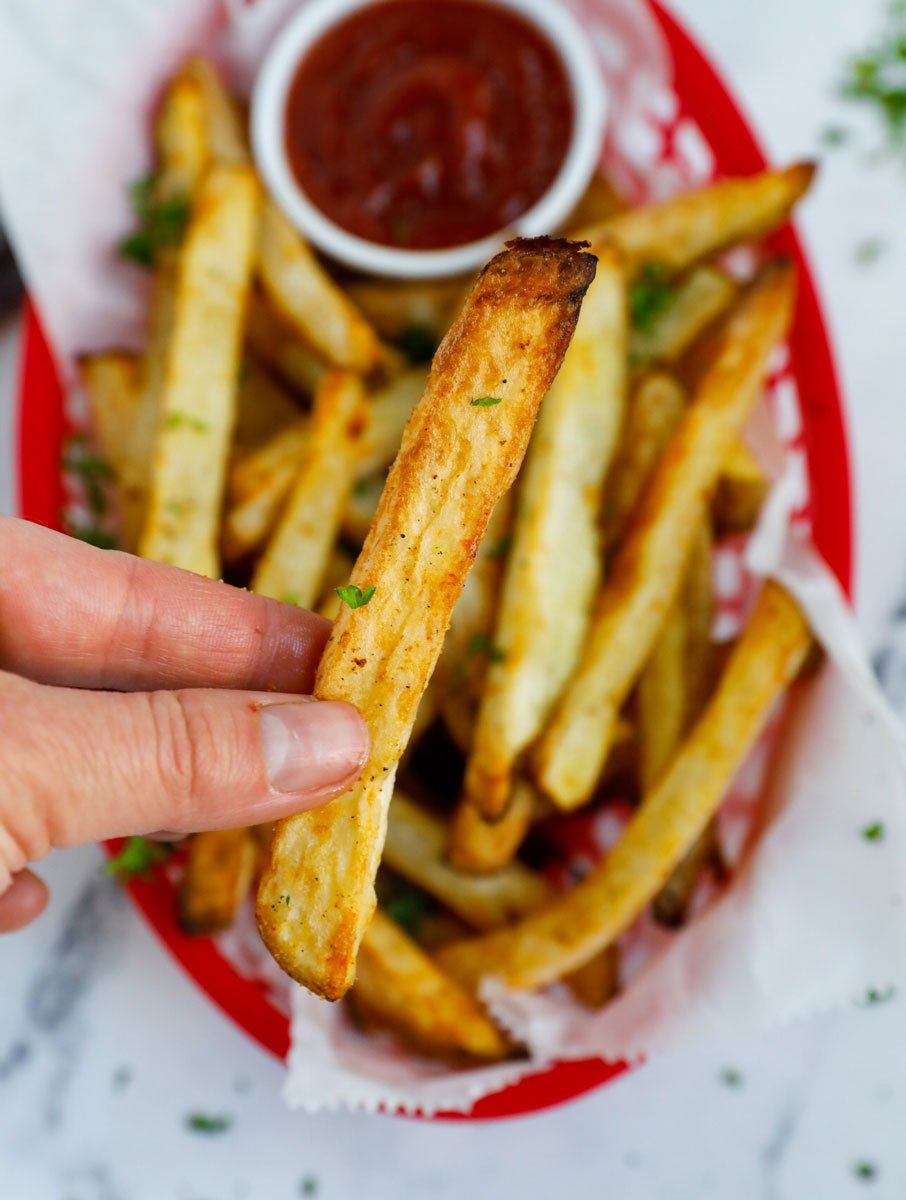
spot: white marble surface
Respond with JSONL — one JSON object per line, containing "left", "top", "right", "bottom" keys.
{"left": 2, "top": 0, "right": 906, "bottom": 1196}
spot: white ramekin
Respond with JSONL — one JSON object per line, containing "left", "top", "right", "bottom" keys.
{"left": 251, "top": 0, "right": 607, "bottom": 279}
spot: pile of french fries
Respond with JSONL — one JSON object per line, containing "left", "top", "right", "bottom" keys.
{"left": 79, "top": 57, "right": 817, "bottom": 1065}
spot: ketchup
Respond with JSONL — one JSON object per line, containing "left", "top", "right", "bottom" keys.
{"left": 284, "top": 0, "right": 574, "bottom": 250}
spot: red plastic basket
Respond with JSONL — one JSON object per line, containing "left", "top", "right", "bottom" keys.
{"left": 15, "top": 0, "right": 852, "bottom": 1120}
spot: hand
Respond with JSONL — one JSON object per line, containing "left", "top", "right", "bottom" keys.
{"left": 0, "top": 517, "right": 369, "bottom": 933}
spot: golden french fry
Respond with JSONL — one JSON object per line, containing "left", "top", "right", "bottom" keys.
{"left": 252, "top": 370, "right": 367, "bottom": 605}
{"left": 447, "top": 778, "right": 541, "bottom": 874}
{"left": 534, "top": 262, "right": 796, "bottom": 810}
{"left": 358, "top": 366, "right": 429, "bottom": 477}
{"left": 638, "top": 602, "right": 688, "bottom": 794}
{"left": 350, "top": 910, "right": 510, "bottom": 1061}
{"left": 179, "top": 828, "right": 258, "bottom": 936}
{"left": 153, "top": 72, "right": 209, "bottom": 201}
{"left": 566, "top": 171, "right": 626, "bottom": 230}
{"left": 222, "top": 421, "right": 308, "bottom": 563}
{"left": 564, "top": 945, "right": 620, "bottom": 1009}
{"left": 258, "top": 200, "right": 381, "bottom": 373}
{"left": 181, "top": 56, "right": 249, "bottom": 166}
{"left": 233, "top": 360, "right": 301, "bottom": 458}
{"left": 630, "top": 265, "right": 736, "bottom": 371}
{"left": 228, "top": 418, "right": 308, "bottom": 505}
{"left": 79, "top": 353, "right": 140, "bottom": 484}
{"left": 345, "top": 279, "right": 465, "bottom": 343}
{"left": 437, "top": 583, "right": 812, "bottom": 990}
{"left": 604, "top": 372, "right": 686, "bottom": 548}
{"left": 139, "top": 165, "right": 259, "bottom": 576}
{"left": 384, "top": 792, "right": 550, "bottom": 930}
{"left": 464, "top": 244, "right": 628, "bottom": 818}
{"left": 652, "top": 819, "right": 721, "bottom": 928}
{"left": 577, "top": 162, "right": 816, "bottom": 271}
{"left": 256, "top": 238, "right": 597, "bottom": 999}
{"left": 245, "top": 291, "right": 326, "bottom": 396}
{"left": 683, "top": 521, "right": 716, "bottom": 719}
{"left": 715, "top": 438, "right": 769, "bottom": 532}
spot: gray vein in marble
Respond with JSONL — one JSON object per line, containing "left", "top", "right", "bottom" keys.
{"left": 759, "top": 1094, "right": 805, "bottom": 1200}
{"left": 61, "top": 1160, "right": 129, "bottom": 1200}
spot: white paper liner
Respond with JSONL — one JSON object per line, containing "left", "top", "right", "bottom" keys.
{"left": 2, "top": 0, "right": 904, "bottom": 1116}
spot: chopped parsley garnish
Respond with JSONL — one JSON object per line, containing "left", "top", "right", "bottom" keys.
{"left": 119, "top": 174, "right": 190, "bottom": 268}
{"left": 629, "top": 263, "right": 677, "bottom": 332}
{"left": 862, "top": 985, "right": 896, "bottom": 1006}
{"left": 71, "top": 526, "right": 118, "bottom": 550}
{"left": 385, "top": 886, "right": 437, "bottom": 936}
{"left": 104, "top": 836, "right": 172, "bottom": 881}
{"left": 185, "top": 1112, "right": 233, "bottom": 1135}
{"left": 62, "top": 438, "right": 113, "bottom": 515}
{"left": 820, "top": 125, "right": 851, "bottom": 147}
{"left": 299, "top": 1177, "right": 319, "bottom": 1197}
{"left": 466, "top": 632, "right": 506, "bottom": 663}
{"left": 840, "top": 5, "right": 906, "bottom": 160}
{"left": 399, "top": 324, "right": 437, "bottom": 364}
{"left": 353, "top": 474, "right": 382, "bottom": 498}
{"left": 862, "top": 821, "right": 885, "bottom": 842}
{"left": 719, "top": 1067, "right": 744, "bottom": 1088}
{"left": 281, "top": 592, "right": 301, "bottom": 607}
{"left": 165, "top": 410, "right": 210, "bottom": 433}
{"left": 855, "top": 238, "right": 887, "bottom": 265}
{"left": 470, "top": 395, "right": 503, "bottom": 407}
{"left": 336, "top": 584, "right": 375, "bottom": 609}
{"left": 853, "top": 1160, "right": 879, "bottom": 1183}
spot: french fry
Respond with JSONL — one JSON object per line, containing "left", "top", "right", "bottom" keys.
{"left": 258, "top": 200, "right": 382, "bottom": 373}
{"left": 564, "top": 945, "right": 620, "bottom": 1009}
{"left": 179, "top": 828, "right": 258, "bottom": 936}
{"left": 181, "top": 56, "right": 249, "bottom": 166}
{"left": 232, "top": 360, "right": 301, "bottom": 457}
{"left": 604, "top": 372, "right": 685, "bottom": 548}
{"left": 228, "top": 417, "right": 308, "bottom": 505}
{"left": 252, "top": 370, "right": 367, "bottom": 604}
{"left": 384, "top": 792, "right": 551, "bottom": 929}
{"left": 577, "top": 162, "right": 816, "bottom": 271}
{"left": 447, "top": 778, "right": 541, "bottom": 874}
{"left": 79, "top": 353, "right": 140, "bottom": 485}
{"left": 630, "top": 265, "right": 736, "bottom": 371}
{"left": 437, "top": 582, "right": 812, "bottom": 990}
{"left": 534, "top": 262, "right": 796, "bottom": 810}
{"left": 652, "top": 819, "right": 721, "bottom": 929}
{"left": 566, "top": 171, "right": 626, "bottom": 230}
{"left": 245, "top": 291, "right": 326, "bottom": 396}
{"left": 153, "top": 72, "right": 209, "bottom": 201}
{"left": 358, "top": 366, "right": 430, "bottom": 477}
{"left": 715, "top": 438, "right": 769, "bottom": 532}
{"left": 350, "top": 910, "right": 509, "bottom": 1060}
{"left": 637, "top": 602, "right": 688, "bottom": 794}
{"left": 464, "top": 244, "right": 628, "bottom": 818}
{"left": 222, "top": 420, "right": 308, "bottom": 563}
{"left": 256, "top": 237, "right": 597, "bottom": 999}
{"left": 139, "top": 164, "right": 260, "bottom": 576}
{"left": 340, "top": 471, "right": 383, "bottom": 547}
{"left": 345, "top": 279, "right": 465, "bottom": 344}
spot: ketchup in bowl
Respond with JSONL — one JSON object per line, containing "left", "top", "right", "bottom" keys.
{"left": 283, "top": 0, "right": 575, "bottom": 251}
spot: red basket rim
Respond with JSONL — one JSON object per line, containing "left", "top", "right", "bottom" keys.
{"left": 15, "top": 0, "right": 853, "bottom": 1122}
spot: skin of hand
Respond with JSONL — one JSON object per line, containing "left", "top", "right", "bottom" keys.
{"left": 0, "top": 517, "right": 370, "bottom": 933}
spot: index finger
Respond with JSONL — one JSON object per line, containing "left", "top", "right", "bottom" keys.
{"left": 0, "top": 518, "right": 331, "bottom": 693}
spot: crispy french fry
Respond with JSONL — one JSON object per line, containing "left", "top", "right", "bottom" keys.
{"left": 447, "top": 778, "right": 541, "bottom": 874}
{"left": 222, "top": 420, "right": 308, "bottom": 563}
{"left": 630, "top": 265, "right": 736, "bottom": 371}
{"left": 384, "top": 792, "right": 551, "bottom": 929}
{"left": 345, "top": 279, "right": 465, "bottom": 344}
{"left": 577, "top": 162, "right": 816, "bottom": 271}
{"left": 566, "top": 171, "right": 626, "bottom": 230}
{"left": 652, "top": 819, "right": 721, "bottom": 929}
{"left": 245, "top": 291, "right": 326, "bottom": 396}
{"left": 464, "top": 244, "right": 627, "bottom": 818}
{"left": 604, "top": 372, "right": 685, "bottom": 548}
{"left": 564, "top": 945, "right": 620, "bottom": 1009}
{"left": 233, "top": 360, "right": 301, "bottom": 457}
{"left": 437, "top": 583, "right": 812, "bottom": 990}
{"left": 258, "top": 200, "right": 381, "bottom": 373}
{"left": 256, "top": 237, "right": 597, "bottom": 999}
{"left": 637, "top": 602, "right": 688, "bottom": 794}
{"left": 79, "top": 353, "right": 140, "bottom": 485}
{"left": 154, "top": 72, "right": 209, "bottom": 201}
{"left": 181, "top": 56, "right": 249, "bottom": 166}
{"left": 139, "top": 165, "right": 259, "bottom": 576}
{"left": 252, "top": 370, "right": 367, "bottom": 604}
{"left": 534, "top": 262, "right": 796, "bottom": 810}
{"left": 179, "top": 828, "right": 258, "bottom": 936}
{"left": 715, "top": 438, "right": 769, "bottom": 532}
{"left": 350, "top": 910, "right": 509, "bottom": 1060}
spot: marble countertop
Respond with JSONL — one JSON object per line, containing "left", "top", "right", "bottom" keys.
{"left": 2, "top": 1, "right": 906, "bottom": 1196}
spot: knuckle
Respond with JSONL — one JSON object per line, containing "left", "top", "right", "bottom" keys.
{"left": 146, "top": 690, "right": 202, "bottom": 820}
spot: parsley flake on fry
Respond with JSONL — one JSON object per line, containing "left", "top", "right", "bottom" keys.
{"left": 628, "top": 262, "right": 677, "bottom": 331}
{"left": 335, "top": 584, "right": 375, "bottom": 609}
{"left": 104, "top": 836, "right": 171, "bottom": 881}
{"left": 470, "top": 395, "right": 503, "bottom": 407}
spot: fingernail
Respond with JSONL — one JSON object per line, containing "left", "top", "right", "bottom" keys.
{"left": 259, "top": 701, "right": 369, "bottom": 797}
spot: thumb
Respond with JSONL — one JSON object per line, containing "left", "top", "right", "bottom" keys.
{"left": 0, "top": 671, "right": 369, "bottom": 890}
